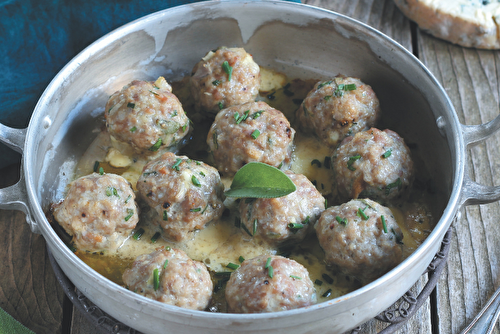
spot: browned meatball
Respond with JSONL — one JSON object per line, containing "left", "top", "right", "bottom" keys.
{"left": 225, "top": 255, "right": 316, "bottom": 313}
{"left": 206, "top": 101, "right": 295, "bottom": 175}
{"left": 52, "top": 173, "right": 139, "bottom": 252}
{"left": 190, "top": 47, "right": 260, "bottom": 118}
{"left": 295, "top": 75, "right": 380, "bottom": 148}
{"left": 136, "top": 152, "right": 225, "bottom": 241}
{"left": 122, "top": 247, "right": 212, "bottom": 310}
{"left": 105, "top": 77, "right": 190, "bottom": 155}
{"left": 239, "top": 171, "right": 325, "bottom": 245}
{"left": 315, "top": 198, "right": 403, "bottom": 284}
{"left": 332, "top": 128, "right": 414, "bottom": 201}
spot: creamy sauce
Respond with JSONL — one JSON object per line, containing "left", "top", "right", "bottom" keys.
{"left": 57, "top": 68, "right": 437, "bottom": 312}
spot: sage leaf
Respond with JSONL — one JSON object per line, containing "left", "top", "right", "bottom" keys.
{"left": 224, "top": 162, "right": 296, "bottom": 198}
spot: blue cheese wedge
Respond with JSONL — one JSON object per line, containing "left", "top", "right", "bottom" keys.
{"left": 394, "top": 0, "right": 500, "bottom": 49}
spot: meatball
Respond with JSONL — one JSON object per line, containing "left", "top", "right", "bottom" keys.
{"left": 315, "top": 198, "right": 403, "bottom": 284}
{"left": 105, "top": 76, "right": 190, "bottom": 155}
{"left": 207, "top": 101, "right": 295, "bottom": 175}
{"left": 225, "top": 255, "right": 316, "bottom": 313}
{"left": 332, "top": 128, "right": 414, "bottom": 201}
{"left": 122, "top": 247, "right": 212, "bottom": 310}
{"left": 239, "top": 171, "right": 325, "bottom": 245}
{"left": 190, "top": 47, "right": 260, "bottom": 117}
{"left": 52, "top": 173, "right": 139, "bottom": 252}
{"left": 295, "top": 75, "right": 380, "bottom": 148}
{"left": 136, "top": 152, "right": 225, "bottom": 241}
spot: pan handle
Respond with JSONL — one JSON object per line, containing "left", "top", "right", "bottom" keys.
{"left": 0, "top": 124, "right": 39, "bottom": 234}
{"left": 460, "top": 114, "right": 500, "bottom": 207}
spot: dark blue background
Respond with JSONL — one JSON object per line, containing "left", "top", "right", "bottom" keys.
{"left": 4, "top": 0, "right": 289, "bottom": 168}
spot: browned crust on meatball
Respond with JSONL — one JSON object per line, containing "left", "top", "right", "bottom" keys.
{"left": 207, "top": 101, "right": 295, "bottom": 175}
{"left": 225, "top": 255, "right": 316, "bottom": 313}
{"left": 137, "top": 152, "right": 225, "bottom": 241}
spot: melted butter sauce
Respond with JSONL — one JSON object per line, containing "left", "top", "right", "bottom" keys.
{"left": 65, "top": 68, "right": 437, "bottom": 312}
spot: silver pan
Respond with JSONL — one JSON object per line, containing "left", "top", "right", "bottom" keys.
{"left": 1, "top": 1, "right": 500, "bottom": 333}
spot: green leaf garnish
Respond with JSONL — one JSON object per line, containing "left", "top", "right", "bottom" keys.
{"left": 224, "top": 162, "right": 296, "bottom": 198}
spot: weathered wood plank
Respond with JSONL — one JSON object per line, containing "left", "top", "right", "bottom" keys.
{"left": 0, "top": 164, "right": 65, "bottom": 334}
{"left": 417, "top": 28, "right": 500, "bottom": 334}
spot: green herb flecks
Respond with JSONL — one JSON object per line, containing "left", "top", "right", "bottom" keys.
{"left": 125, "top": 209, "right": 134, "bottom": 222}
{"left": 127, "top": 102, "right": 136, "bottom": 109}
{"left": 251, "top": 130, "right": 260, "bottom": 139}
{"left": 347, "top": 154, "right": 361, "bottom": 171}
{"left": 149, "top": 138, "right": 162, "bottom": 151}
{"left": 336, "top": 216, "right": 348, "bottom": 226}
{"left": 382, "top": 149, "right": 392, "bottom": 158}
{"left": 381, "top": 215, "right": 388, "bottom": 233}
{"left": 222, "top": 61, "right": 233, "bottom": 81}
{"left": 191, "top": 175, "right": 201, "bottom": 187}
{"left": 172, "top": 158, "right": 182, "bottom": 171}
{"left": 133, "top": 227, "right": 144, "bottom": 240}
{"left": 153, "top": 268, "right": 160, "bottom": 291}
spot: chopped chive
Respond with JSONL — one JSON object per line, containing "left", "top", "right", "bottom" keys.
{"left": 222, "top": 61, "right": 233, "bottom": 81}
{"left": 302, "top": 216, "right": 310, "bottom": 224}
{"left": 311, "top": 159, "right": 322, "bottom": 168}
{"left": 382, "top": 149, "right": 392, "bottom": 158}
{"left": 153, "top": 268, "right": 160, "bottom": 291}
{"left": 163, "top": 259, "right": 169, "bottom": 269}
{"left": 199, "top": 171, "right": 205, "bottom": 177}
{"left": 238, "top": 256, "right": 245, "bottom": 263}
{"left": 201, "top": 204, "right": 209, "bottom": 214}
{"left": 93, "top": 161, "right": 100, "bottom": 173}
{"left": 251, "top": 110, "right": 264, "bottom": 119}
{"left": 322, "top": 273, "right": 334, "bottom": 284}
{"left": 133, "top": 227, "right": 144, "bottom": 240}
{"left": 149, "top": 90, "right": 159, "bottom": 96}
{"left": 149, "top": 138, "right": 162, "bottom": 151}
{"left": 226, "top": 263, "right": 240, "bottom": 270}
{"left": 317, "top": 80, "right": 332, "bottom": 90}
{"left": 251, "top": 130, "right": 260, "bottom": 139}
{"left": 190, "top": 207, "right": 201, "bottom": 212}
{"left": 113, "top": 188, "right": 119, "bottom": 197}
{"left": 357, "top": 207, "right": 369, "bottom": 220}
{"left": 127, "top": 102, "right": 135, "bottom": 109}
{"left": 268, "top": 265, "right": 274, "bottom": 278}
{"left": 105, "top": 187, "right": 113, "bottom": 196}
{"left": 290, "top": 275, "right": 302, "bottom": 280}
{"left": 191, "top": 175, "right": 201, "bottom": 187}
{"left": 234, "top": 112, "right": 240, "bottom": 123}
{"left": 288, "top": 223, "right": 304, "bottom": 230}
{"left": 265, "top": 257, "right": 272, "bottom": 269}
{"left": 163, "top": 210, "right": 168, "bottom": 221}
{"left": 241, "top": 222, "right": 253, "bottom": 237}
{"left": 172, "top": 158, "right": 182, "bottom": 171}
{"left": 381, "top": 215, "right": 388, "bottom": 233}
{"left": 347, "top": 154, "right": 361, "bottom": 171}
{"left": 336, "top": 216, "right": 347, "bottom": 226}
{"left": 218, "top": 101, "right": 224, "bottom": 110}
{"left": 385, "top": 178, "right": 402, "bottom": 194}
{"left": 125, "top": 195, "right": 132, "bottom": 204}
{"left": 344, "top": 83, "right": 357, "bottom": 91}
{"left": 151, "top": 232, "right": 161, "bottom": 243}
{"left": 182, "top": 123, "right": 188, "bottom": 132}
{"left": 171, "top": 110, "right": 178, "bottom": 117}
{"left": 99, "top": 167, "right": 104, "bottom": 175}
{"left": 165, "top": 246, "right": 171, "bottom": 251}
{"left": 324, "top": 198, "right": 328, "bottom": 209}
{"left": 322, "top": 289, "right": 332, "bottom": 298}
{"left": 253, "top": 219, "right": 258, "bottom": 236}
{"left": 212, "top": 79, "right": 221, "bottom": 86}
{"left": 125, "top": 209, "right": 134, "bottom": 222}
{"left": 314, "top": 279, "right": 323, "bottom": 286}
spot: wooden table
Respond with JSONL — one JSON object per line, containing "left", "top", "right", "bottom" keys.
{"left": 2, "top": 0, "right": 500, "bottom": 333}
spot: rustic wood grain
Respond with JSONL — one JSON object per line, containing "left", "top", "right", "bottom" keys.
{"left": 417, "top": 28, "right": 500, "bottom": 334}
{"left": 0, "top": 163, "right": 65, "bottom": 334}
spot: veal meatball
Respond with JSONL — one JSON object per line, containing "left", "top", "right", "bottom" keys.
{"left": 315, "top": 198, "right": 403, "bottom": 284}
{"left": 105, "top": 76, "right": 190, "bottom": 155}
{"left": 295, "top": 75, "right": 380, "bottom": 148}
{"left": 239, "top": 171, "right": 325, "bottom": 245}
{"left": 225, "top": 255, "right": 316, "bottom": 313}
{"left": 190, "top": 47, "right": 260, "bottom": 117}
{"left": 207, "top": 101, "right": 295, "bottom": 175}
{"left": 333, "top": 128, "right": 414, "bottom": 201}
{"left": 52, "top": 173, "right": 139, "bottom": 252}
{"left": 137, "top": 152, "right": 225, "bottom": 241}
{"left": 122, "top": 247, "right": 212, "bottom": 310}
